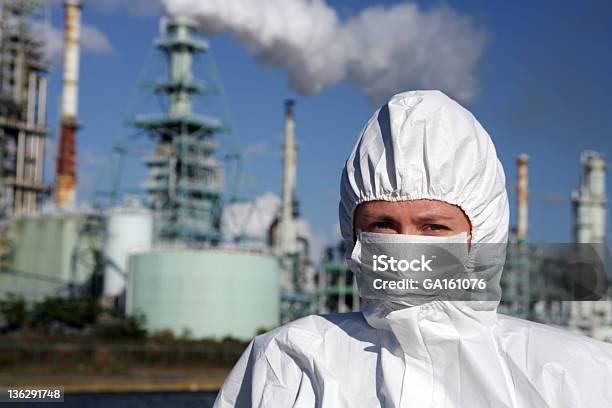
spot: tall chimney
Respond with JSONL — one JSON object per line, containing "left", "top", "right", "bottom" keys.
{"left": 279, "top": 100, "right": 297, "bottom": 254}
{"left": 55, "top": 0, "right": 81, "bottom": 207}
{"left": 572, "top": 151, "right": 607, "bottom": 243}
{"left": 516, "top": 154, "right": 529, "bottom": 242}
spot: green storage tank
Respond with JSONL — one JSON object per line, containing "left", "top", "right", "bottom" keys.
{"left": 127, "top": 249, "right": 280, "bottom": 340}
{"left": 1, "top": 212, "right": 101, "bottom": 301}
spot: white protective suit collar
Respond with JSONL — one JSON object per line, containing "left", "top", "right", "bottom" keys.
{"left": 362, "top": 301, "right": 498, "bottom": 340}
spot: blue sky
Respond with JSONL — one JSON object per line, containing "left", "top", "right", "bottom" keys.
{"left": 43, "top": 0, "right": 611, "bottom": 251}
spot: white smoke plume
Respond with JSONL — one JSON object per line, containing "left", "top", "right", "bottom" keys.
{"left": 221, "top": 192, "right": 324, "bottom": 260}
{"left": 161, "top": 0, "right": 487, "bottom": 104}
{"left": 221, "top": 191, "right": 281, "bottom": 244}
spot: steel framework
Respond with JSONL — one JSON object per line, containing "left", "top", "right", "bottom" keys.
{"left": 0, "top": 0, "right": 49, "bottom": 217}
{"left": 133, "top": 17, "right": 225, "bottom": 245}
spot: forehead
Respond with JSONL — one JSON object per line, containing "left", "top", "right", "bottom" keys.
{"left": 354, "top": 199, "right": 467, "bottom": 221}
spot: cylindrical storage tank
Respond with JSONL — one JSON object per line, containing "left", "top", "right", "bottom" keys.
{"left": 103, "top": 206, "right": 152, "bottom": 297}
{"left": 127, "top": 250, "right": 280, "bottom": 340}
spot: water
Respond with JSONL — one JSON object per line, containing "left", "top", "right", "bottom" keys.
{"left": 20, "top": 391, "right": 219, "bottom": 407}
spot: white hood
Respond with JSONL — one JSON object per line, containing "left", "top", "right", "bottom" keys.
{"left": 339, "top": 90, "right": 509, "bottom": 250}
{"left": 339, "top": 90, "right": 509, "bottom": 312}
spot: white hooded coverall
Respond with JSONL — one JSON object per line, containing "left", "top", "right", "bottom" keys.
{"left": 213, "top": 90, "right": 612, "bottom": 407}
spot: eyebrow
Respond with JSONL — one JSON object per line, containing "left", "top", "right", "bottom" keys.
{"left": 359, "top": 212, "right": 395, "bottom": 221}
{"left": 412, "top": 214, "right": 456, "bottom": 222}
{"left": 360, "top": 211, "right": 456, "bottom": 222}
{"left": 363, "top": 215, "right": 396, "bottom": 224}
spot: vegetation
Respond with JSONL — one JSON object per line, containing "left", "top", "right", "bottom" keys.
{"left": 0, "top": 294, "right": 145, "bottom": 339}
{"left": 0, "top": 294, "right": 250, "bottom": 372}
{"left": 0, "top": 294, "right": 27, "bottom": 331}
{"left": 31, "top": 296, "right": 99, "bottom": 330}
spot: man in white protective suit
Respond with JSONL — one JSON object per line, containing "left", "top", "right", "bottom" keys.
{"left": 213, "top": 90, "right": 612, "bottom": 407}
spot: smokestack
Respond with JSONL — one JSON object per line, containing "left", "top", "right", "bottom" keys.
{"left": 572, "top": 151, "right": 607, "bottom": 243}
{"left": 516, "top": 154, "right": 529, "bottom": 242}
{"left": 55, "top": 0, "right": 82, "bottom": 207}
{"left": 278, "top": 99, "right": 297, "bottom": 254}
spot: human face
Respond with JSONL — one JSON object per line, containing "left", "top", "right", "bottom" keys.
{"left": 353, "top": 199, "right": 472, "bottom": 244}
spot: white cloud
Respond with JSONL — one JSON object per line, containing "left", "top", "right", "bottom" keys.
{"left": 162, "top": 0, "right": 487, "bottom": 105}
{"left": 44, "top": 23, "right": 113, "bottom": 63}
{"left": 221, "top": 191, "right": 280, "bottom": 245}
{"left": 40, "top": 24, "right": 62, "bottom": 62}
{"left": 244, "top": 142, "right": 269, "bottom": 159}
{"left": 81, "top": 24, "right": 113, "bottom": 54}
{"left": 221, "top": 191, "right": 325, "bottom": 261}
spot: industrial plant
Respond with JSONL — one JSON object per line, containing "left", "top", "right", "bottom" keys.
{"left": 0, "top": 0, "right": 316, "bottom": 342}
{"left": 0, "top": 0, "right": 610, "bottom": 347}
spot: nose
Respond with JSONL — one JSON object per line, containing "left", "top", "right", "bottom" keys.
{"left": 399, "top": 223, "right": 421, "bottom": 235}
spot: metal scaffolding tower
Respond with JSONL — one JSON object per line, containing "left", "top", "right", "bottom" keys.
{"left": 0, "top": 0, "right": 49, "bottom": 217}
{"left": 317, "top": 241, "right": 362, "bottom": 314}
{"left": 134, "top": 17, "right": 224, "bottom": 246}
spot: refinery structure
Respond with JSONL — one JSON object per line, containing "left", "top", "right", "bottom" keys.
{"left": 0, "top": 0, "right": 49, "bottom": 217}
{"left": 0, "top": 0, "right": 610, "bottom": 342}
{"left": 135, "top": 17, "right": 223, "bottom": 246}
{"left": 0, "top": 1, "right": 313, "bottom": 340}
{"left": 120, "top": 16, "right": 284, "bottom": 339}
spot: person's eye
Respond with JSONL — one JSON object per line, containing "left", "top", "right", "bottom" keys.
{"left": 424, "top": 224, "right": 449, "bottom": 232}
{"left": 371, "top": 221, "right": 394, "bottom": 231}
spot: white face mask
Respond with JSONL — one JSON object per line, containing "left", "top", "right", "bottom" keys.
{"left": 347, "top": 230, "right": 470, "bottom": 309}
